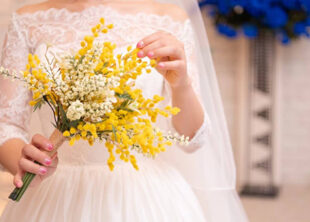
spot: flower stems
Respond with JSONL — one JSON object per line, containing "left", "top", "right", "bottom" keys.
{"left": 9, "top": 172, "right": 36, "bottom": 201}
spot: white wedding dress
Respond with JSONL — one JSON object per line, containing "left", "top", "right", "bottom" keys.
{"left": 0, "top": 5, "right": 211, "bottom": 222}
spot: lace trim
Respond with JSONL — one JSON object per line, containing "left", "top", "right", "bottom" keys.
{"left": 10, "top": 5, "right": 194, "bottom": 54}
{"left": 167, "top": 110, "right": 211, "bottom": 153}
{"left": 13, "top": 5, "right": 190, "bottom": 26}
{"left": 12, "top": 5, "right": 190, "bottom": 29}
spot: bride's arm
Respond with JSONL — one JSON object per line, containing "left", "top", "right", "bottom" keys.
{"left": 170, "top": 80, "right": 204, "bottom": 139}
{"left": 0, "top": 140, "right": 25, "bottom": 175}
{"left": 136, "top": 21, "right": 204, "bottom": 140}
{"left": 0, "top": 15, "right": 32, "bottom": 175}
{"left": 0, "top": 14, "right": 57, "bottom": 187}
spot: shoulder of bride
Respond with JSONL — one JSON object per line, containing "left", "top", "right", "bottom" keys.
{"left": 16, "top": 1, "right": 51, "bottom": 15}
{"left": 153, "top": 3, "right": 189, "bottom": 22}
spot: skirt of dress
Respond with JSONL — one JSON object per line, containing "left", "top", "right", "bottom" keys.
{"left": 0, "top": 159, "right": 206, "bottom": 222}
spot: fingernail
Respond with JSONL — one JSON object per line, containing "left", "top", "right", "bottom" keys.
{"left": 39, "top": 167, "right": 47, "bottom": 175}
{"left": 158, "top": 62, "right": 165, "bottom": 68}
{"left": 44, "top": 158, "right": 52, "bottom": 165}
{"left": 47, "top": 144, "right": 54, "bottom": 151}
{"left": 17, "top": 181, "right": 23, "bottom": 188}
{"left": 137, "top": 51, "right": 144, "bottom": 58}
{"left": 137, "top": 41, "right": 144, "bottom": 48}
{"left": 147, "top": 52, "right": 154, "bottom": 58}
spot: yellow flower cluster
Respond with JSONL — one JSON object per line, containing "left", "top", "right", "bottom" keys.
{"left": 24, "top": 54, "right": 55, "bottom": 105}
{"left": 60, "top": 19, "right": 185, "bottom": 170}
{"left": 1, "top": 17, "right": 188, "bottom": 171}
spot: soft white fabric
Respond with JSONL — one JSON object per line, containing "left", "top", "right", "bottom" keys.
{"left": 0, "top": 6, "right": 212, "bottom": 221}
{"left": 1, "top": 160, "right": 206, "bottom": 222}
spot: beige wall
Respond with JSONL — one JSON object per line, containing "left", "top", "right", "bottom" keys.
{"left": 204, "top": 16, "right": 310, "bottom": 185}
{"left": 277, "top": 40, "right": 310, "bottom": 184}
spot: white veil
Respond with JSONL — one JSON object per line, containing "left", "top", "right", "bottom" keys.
{"left": 156, "top": 0, "right": 249, "bottom": 221}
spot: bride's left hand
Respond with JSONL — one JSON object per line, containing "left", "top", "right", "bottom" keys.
{"left": 136, "top": 31, "right": 191, "bottom": 89}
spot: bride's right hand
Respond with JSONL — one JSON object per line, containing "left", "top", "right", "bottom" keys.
{"left": 13, "top": 134, "right": 58, "bottom": 188}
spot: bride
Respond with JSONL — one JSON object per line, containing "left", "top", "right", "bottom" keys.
{"left": 0, "top": 0, "right": 248, "bottom": 221}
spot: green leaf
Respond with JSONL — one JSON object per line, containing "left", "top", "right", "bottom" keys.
{"left": 112, "top": 125, "right": 117, "bottom": 142}
{"left": 121, "top": 108, "right": 134, "bottom": 112}
{"left": 99, "top": 130, "right": 113, "bottom": 133}
{"left": 51, "top": 122, "right": 57, "bottom": 129}
{"left": 69, "top": 120, "right": 80, "bottom": 128}
{"left": 46, "top": 95, "right": 56, "bottom": 108}
{"left": 115, "top": 92, "right": 133, "bottom": 101}
{"left": 58, "top": 103, "right": 69, "bottom": 131}
{"left": 121, "top": 100, "right": 130, "bottom": 108}
{"left": 33, "top": 99, "right": 45, "bottom": 112}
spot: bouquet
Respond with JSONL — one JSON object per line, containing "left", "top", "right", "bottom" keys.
{"left": 199, "top": 0, "right": 310, "bottom": 44}
{"left": 0, "top": 18, "right": 188, "bottom": 201}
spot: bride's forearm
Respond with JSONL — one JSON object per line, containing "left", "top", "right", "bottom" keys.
{"left": 171, "top": 84, "right": 204, "bottom": 139}
{"left": 0, "top": 139, "right": 25, "bottom": 175}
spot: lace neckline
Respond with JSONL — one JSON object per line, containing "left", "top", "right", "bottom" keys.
{"left": 12, "top": 4, "right": 190, "bottom": 26}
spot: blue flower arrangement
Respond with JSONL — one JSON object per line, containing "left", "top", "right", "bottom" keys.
{"left": 199, "top": 0, "right": 310, "bottom": 44}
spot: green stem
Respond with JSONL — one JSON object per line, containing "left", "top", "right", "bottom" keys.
{"left": 9, "top": 172, "right": 36, "bottom": 201}
{"left": 8, "top": 162, "right": 40, "bottom": 201}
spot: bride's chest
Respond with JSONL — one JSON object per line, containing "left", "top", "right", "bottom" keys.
{"left": 27, "top": 19, "right": 152, "bottom": 50}
{"left": 21, "top": 7, "right": 188, "bottom": 52}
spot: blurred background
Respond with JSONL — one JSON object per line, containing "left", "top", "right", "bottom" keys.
{"left": 0, "top": 0, "right": 310, "bottom": 221}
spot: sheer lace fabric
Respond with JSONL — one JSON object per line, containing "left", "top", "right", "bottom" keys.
{"left": 0, "top": 17, "right": 32, "bottom": 147}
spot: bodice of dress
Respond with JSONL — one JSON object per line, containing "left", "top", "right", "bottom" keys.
{"left": 0, "top": 5, "right": 209, "bottom": 167}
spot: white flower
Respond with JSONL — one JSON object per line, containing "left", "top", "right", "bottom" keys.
{"left": 67, "top": 100, "right": 85, "bottom": 121}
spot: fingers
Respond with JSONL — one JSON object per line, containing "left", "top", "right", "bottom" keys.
{"left": 151, "top": 46, "right": 184, "bottom": 60}
{"left": 137, "top": 31, "right": 184, "bottom": 61}
{"left": 31, "top": 134, "right": 54, "bottom": 152}
{"left": 18, "top": 157, "right": 47, "bottom": 176}
{"left": 157, "top": 60, "right": 186, "bottom": 71}
{"left": 13, "top": 169, "right": 24, "bottom": 188}
{"left": 48, "top": 153, "right": 58, "bottom": 168}
{"left": 139, "top": 40, "right": 166, "bottom": 57}
{"left": 14, "top": 152, "right": 58, "bottom": 188}
{"left": 137, "top": 31, "right": 164, "bottom": 48}
{"left": 13, "top": 134, "right": 58, "bottom": 188}
{"left": 22, "top": 144, "right": 52, "bottom": 167}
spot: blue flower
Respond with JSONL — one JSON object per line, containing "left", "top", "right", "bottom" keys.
{"left": 279, "top": 31, "right": 291, "bottom": 45}
{"left": 282, "top": 0, "right": 300, "bottom": 10}
{"left": 217, "top": 23, "right": 238, "bottom": 38}
{"left": 264, "top": 7, "right": 288, "bottom": 28}
{"left": 230, "top": 0, "right": 247, "bottom": 7}
{"left": 199, "top": 0, "right": 310, "bottom": 44}
{"left": 300, "top": 0, "right": 310, "bottom": 13}
{"left": 243, "top": 24, "right": 259, "bottom": 38}
{"left": 218, "top": 0, "right": 231, "bottom": 14}
{"left": 294, "top": 22, "right": 307, "bottom": 35}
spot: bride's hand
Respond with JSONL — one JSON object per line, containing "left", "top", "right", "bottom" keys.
{"left": 136, "top": 31, "right": 191, "bottom": 89}
{"left": 14, "top": 134, "right": 58, "bottom": 188}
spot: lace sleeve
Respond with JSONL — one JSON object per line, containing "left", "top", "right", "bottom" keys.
{"left": 0, "top": 15, "right": 32, "bottom": 152}
{"left": 163, "top": 20, "right": 211, "bottom": 152}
